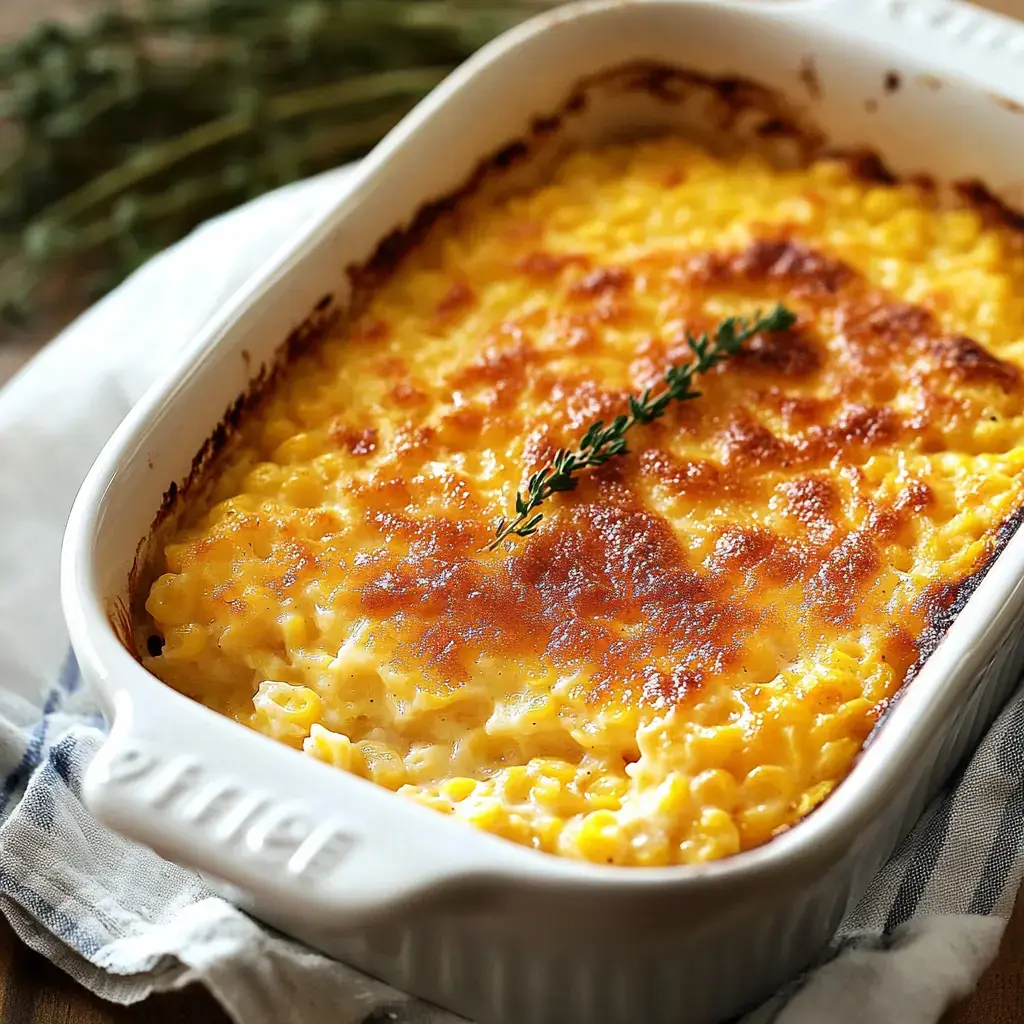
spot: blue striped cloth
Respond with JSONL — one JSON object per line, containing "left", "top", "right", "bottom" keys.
{"left": 0, "top": 168, "right": 1019, "bottom": 1024}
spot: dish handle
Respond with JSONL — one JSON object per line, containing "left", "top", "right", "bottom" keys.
{"left": 82, "top": 689, "right": 499, "bottom": 929}
{"left": 809, "top": 0, "right": 1024, "bottom": 80}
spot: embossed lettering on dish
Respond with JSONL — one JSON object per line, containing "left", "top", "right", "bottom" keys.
{"left": 102, "top": 741, "right": 356, "bottom": 881}
{"left": 287, "top": 824, "right": 356, "bottom": 881}
{"left": 103, "top": 741, "right": 156, "bottom": 782}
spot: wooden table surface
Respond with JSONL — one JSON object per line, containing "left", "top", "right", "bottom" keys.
{"left": 0, "top": 918, "right": 227, "bottom": 1024}
{"left": 0, "top": 902, "right": 1018, "bottom": 1024}
{"left": 5, "top": 0, "right": 1024, "bottom": 1021}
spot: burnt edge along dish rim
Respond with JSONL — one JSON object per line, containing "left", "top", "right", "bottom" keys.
{"left": 117, "top": 58, "right": 1024, "bottom": 883}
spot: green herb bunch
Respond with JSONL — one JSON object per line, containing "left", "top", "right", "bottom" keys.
{"left": 0, "top": 0, "right": 554, "bottom": 327}
{"left": 488, "top": 304, "right": 797, "bottom": 550}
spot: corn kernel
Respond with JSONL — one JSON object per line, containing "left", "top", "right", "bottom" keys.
{"left": 161, "top": 623, "right": 206, "bottom": 661}
{"left": 535, "top": 816, "right": 564, "bottom": 853}
{"left": 243, "top": 463, "right": 284, "bottom": 495}
{"left": 497, "top": 766, "right": 531, "bottom": 804}
{"left": 741, "top": 765, "right": 794, "bottom": 806}
{"left": 493, "top": 811, "right": 534, "bottom": 846}
{"left": 576, "top": 809, "right": 627, "bottom": 864}
{"left": 274, "top": 431, "right": 324, "bottom": 465}
{"left": 631, "top": 836, "right": 671, "bottom": 867}
{"left": 690, "top": 769, "right": 738, "bottom": 811}
{"left": 656, "top": 773, "right": 693, "bottom": 818}
{"left": 815, "top": 738, "right": 861, "bottom": 781}
{"left": 280, "top": 468, "right": 323, "bottom": 508}
{"left": 693, "top": 808, "right": 740, "bottom": 859}
{"left": 531, "top": 775, "right": 564, "bottom": 806}
{"left": 145, "top": 574, "right": 196, "bottom": 626}
{"left": 585, "top": 774, "right": 628, "bottom": 811}
{"left": 527, "top": 757, "right": 577, "bottom": 784}
{"left": 464, "top": 797, "right": 505, "bottom": 832}
{"left": 440, "top": 777, "right": 476, "bottom": 803}
{"left": 738, "top": 803, "right": 788, "bottom": 848}
{"left": 797, "top": 781, "right": 835, "bottom": 817}
{"left": 280, "top": 613, "right": 308, "bottom": 653}
{"left": 863, "top": 187, "right": 902, "bottom": 222}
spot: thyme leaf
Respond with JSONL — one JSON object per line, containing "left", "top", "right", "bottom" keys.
{"left": 486, "top": 302, "right": 797, "bottom": 551}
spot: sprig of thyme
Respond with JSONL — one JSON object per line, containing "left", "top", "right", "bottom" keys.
{"left": 0, "top": 1, "right": 557, "bottom": 325}
{"left": 487, "top": 303, "right": 797, "bottom": 551}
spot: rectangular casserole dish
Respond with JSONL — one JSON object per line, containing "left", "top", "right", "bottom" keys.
{"left": 60, "top": 1, "right": 1024, "bottom": 1022}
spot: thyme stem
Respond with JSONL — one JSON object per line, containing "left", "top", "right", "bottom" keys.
{"left": 487, "top": 303, "right": 797, "bottom": 551}
{"left": 32, "top": 67, "right": 449, "bottom": 230}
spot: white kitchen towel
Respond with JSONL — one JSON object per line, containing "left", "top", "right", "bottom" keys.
{"left": 0, "top": 163, "right": 1021, "bottom": 1024}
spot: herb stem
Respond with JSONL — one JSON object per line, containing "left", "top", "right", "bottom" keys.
{"left": 487, "top": 303, "right": 797, "bottom": 551}
{"left": 16, "top": 111, "right": 406, "bottom": 265}
{"left": 30, "top": 67, "right": 449, "bottom": 230}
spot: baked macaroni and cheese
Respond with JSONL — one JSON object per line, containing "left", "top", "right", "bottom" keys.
{"left": 138, "top": 133, "right": 1024, "bottom": 867}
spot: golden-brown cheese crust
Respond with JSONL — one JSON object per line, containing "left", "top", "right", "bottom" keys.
{"left": 138, "top": 136, "right": 1024, "bottom": 867}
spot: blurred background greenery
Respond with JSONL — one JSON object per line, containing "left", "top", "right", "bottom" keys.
{"left": 5, "top": 0, "right": 1020, "bottom": 368}
{"left": 0, "top": 0, "right": 554, "bottom": 355}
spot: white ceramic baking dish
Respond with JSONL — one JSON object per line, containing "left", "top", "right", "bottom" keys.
{"left": 61, "top": 1, "right": 1024, "bottom": 1021}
